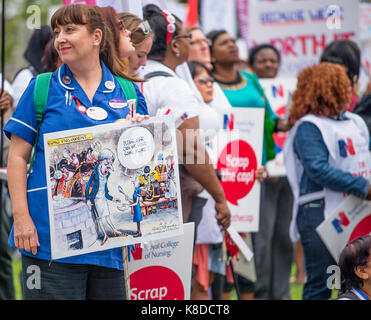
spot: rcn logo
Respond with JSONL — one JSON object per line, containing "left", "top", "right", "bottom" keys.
{"left": 338, "top": 138, "right": 355, "bottom": 157}
{"left": 332, "top": 211, "right": 350, "bottom": 233}
{"left": 128, "top": 243, "right": 143, "bottom": 262}
{"left": 223, "top": 113, "right": 234, "bottom": 131}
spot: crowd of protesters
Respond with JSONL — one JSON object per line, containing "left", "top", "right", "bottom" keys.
{"left": 0, "top": 3, "right": 370, "bottom": 301}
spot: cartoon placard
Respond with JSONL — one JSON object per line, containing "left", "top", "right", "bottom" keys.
{"left": 125, "top": 223, "right": 194, "bottom": 300}
{"left": 44, "top": 117, "right": 183, "bottom": 260}
{"left": 316, "top": 195, "right": 371, "bottom": 261}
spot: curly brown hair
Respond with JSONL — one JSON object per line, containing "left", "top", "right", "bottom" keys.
{"left": 289, "top": 62, "right": 351, "bottom": 126}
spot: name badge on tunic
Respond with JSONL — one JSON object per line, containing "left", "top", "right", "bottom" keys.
{"left": 63, "top": 75, "right": 71, "bottom": 85}
{"left": 105, "top": 81, "right": 115, "bottom": 90}
{"left": 86, "top": 107, "right": 108, "bottom": 121}
{"left": 109, "top": 98, "right": 127, "bottom": 109}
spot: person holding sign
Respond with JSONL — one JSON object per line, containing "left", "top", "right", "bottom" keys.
{"left": 207, "top": 29, "right": 282, "bottom": 300}
{"left": 186, "top": 60, "right": 227, "bottom": 300}
{"left": 141, "top": 5, "right": 231, "bottom": 233}
{"left": 4, "top": 4, "right": 148, "bottom": 300}
{"left": 248, "top": 43, "right": 295, "bottom": 299}
{"left": 284, "top": 63, "right": 371, "bottom": 300}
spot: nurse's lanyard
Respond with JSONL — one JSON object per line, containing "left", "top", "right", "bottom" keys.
{"left": 72, "top": 95, "right": 87, "bottom": 114}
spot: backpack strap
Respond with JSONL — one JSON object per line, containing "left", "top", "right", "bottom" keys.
{"left": 144, "top": 71, "right": 173, "bottom": 79}
{"left": 113, "top": 75, "right": 137, "bottom": 100}
{"left": 113, "top": 75, "right": 138, "bottom": 115}
{"left": 34, "top": 72, "right": 52, "bottom": 122}
{"left": 28, "top": 72, "right": 52, "bottom": 174}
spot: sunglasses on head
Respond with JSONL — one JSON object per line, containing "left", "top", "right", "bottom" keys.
{"left": 137, "top": 20, "right": 151, "bottom": 35}
{"left": 197, "top": 76, "right": 214, "bottom": 85}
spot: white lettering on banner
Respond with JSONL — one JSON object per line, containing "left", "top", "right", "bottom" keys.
{"left": 236, "top": 171, "right": 254, "bottom": 184}
{"left": 226, "top": 154, "right": 249, "bottom": 170}
{"left": 221, "top": 168, "right": 255, "bottom": 185}
{"left": 131, "top": 286, "right": 168, "bottom": 300}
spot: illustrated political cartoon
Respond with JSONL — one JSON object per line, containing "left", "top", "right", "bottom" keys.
{"left": 44, "top": 117, "right": 183, "bottom": 259}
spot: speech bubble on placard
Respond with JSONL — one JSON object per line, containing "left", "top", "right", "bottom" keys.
{"left": 349, "top": 214, "right": 371, "bottom": 243}
{"left": 117, "top": 127, "right": 155, "bottom": 169}
{"left": 217, "top": 140, "right": 257, "bottom": 206}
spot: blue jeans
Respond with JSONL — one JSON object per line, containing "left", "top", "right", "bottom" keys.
{"left": 297, "top": 199, "right": 336, "bottom": 300}
{"left": 21, "top": 255, "right": 126, "bottom": 300}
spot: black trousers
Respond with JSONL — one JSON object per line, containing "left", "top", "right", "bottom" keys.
{"left": 21, "top": 255, "right": 126, "bottom": 300}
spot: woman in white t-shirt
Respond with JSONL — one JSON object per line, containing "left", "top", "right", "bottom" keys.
{"left": 187, "top": 61, "right": 225, "bottom": 300}
{"left": 141, "top": 4, "right": 231, "bottom": 231}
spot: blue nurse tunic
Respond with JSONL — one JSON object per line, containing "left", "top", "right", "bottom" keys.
{"left": 4, "top": 61, "right": 148, "bottom": 270}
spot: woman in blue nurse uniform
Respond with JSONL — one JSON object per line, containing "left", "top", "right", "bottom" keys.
{"left": 4, "top": 4, "right": 148, "bottom": 300}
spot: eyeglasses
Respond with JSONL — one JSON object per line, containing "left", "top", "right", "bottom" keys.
{"left": 137, "top": 20, "right": 151, "bottom": 35}
{"left": 174, "top": 33, "right": 192, "bottom": 41}
{"left": 196, "top": 76, "right": 214, "bottom": 85}
{"left": 190, "top": 38, "right": 212, "bottom": 46}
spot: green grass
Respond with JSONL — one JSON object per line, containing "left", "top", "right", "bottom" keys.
{"left": 12, "top": 256, "right": 22, "bottom": 300}
{"left": 12, "top": 257, "right": 338, "bottom": 300}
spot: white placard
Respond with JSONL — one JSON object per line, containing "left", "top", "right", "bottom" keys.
{"left": 232, "top": 232, "right": 256, "bottom": 282}
{"left": 227, "top": 225, "right": 253, "bottom": 262}
{"left": 126, "top": 222, "right": 194, "bottom": 300}
{"left": 213, "top": 108, "right": 264, "bottom": 232}
{"left": 316, "top": 195, "right": 371, "bottom": 261}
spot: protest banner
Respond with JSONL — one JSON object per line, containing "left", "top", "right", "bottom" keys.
{"left": 259, "top": 78, "right": 297, "bottom": 176}
{"left": 200, "top": 0, "right": 237, "bottom": 38}
{"left": 44, "top": 117, "right": 183, "bottom": 259}
{"left": 316, "top": 195, "right": 371, "bottom": 261}
{"left": 248, "top": 0, "right": 359, "bottom": 77}
{"left": 359, "top": 3, "right": 371, "bottom": 93}
{"left": 126, "top": 222, "right": 194, "bottom": 300}
{"left": 360, "top": 3, "right": 371, "bottom": 42}
{"left": 213, "top": 108, "right": 264, "bottom": 232}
